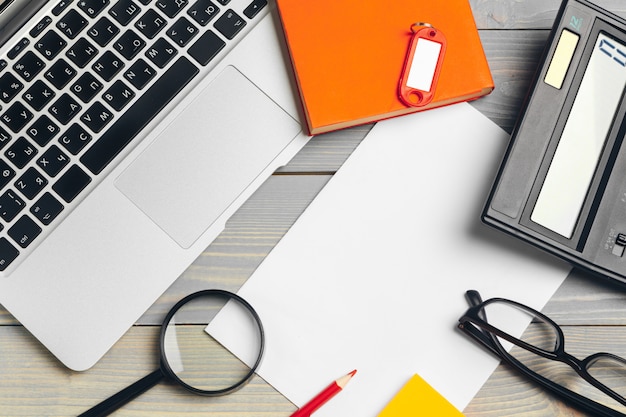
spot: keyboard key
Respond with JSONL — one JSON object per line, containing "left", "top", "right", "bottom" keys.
{"left": 49, "top": 93, "right": 82, "bottom": 124}
{"left": 0, "top": 190, "right": 25, "bottom": 222}
{"left": 135, "top": 9, "right": 167, "bottom": 39}
{"left": 15, "top": 167, "right": 48, "bottom": 200}
{"left": 109, "top": 0, "right": 141, "bottom": 26}
{"left": 145, "top": 37, "right": 177, "bottom": 68}
{"left": 8, "top": 215, "right": 42, "bottom": 248}
{"left": 243, "top": 0, "right": 266, "bottom": 18}
{"left": 103, "top": 80, "right": 135, "bottom": 111}
{"left": 188, "top": 0, "right": 219, "bottom": 26}
{"left": 52, "top": 0, "right": 73, "bottom": 16}
{"left": 7, "top": 38, "right": 30, "bottom": 60}
{"left": 156, "top": 0, "right": 188, "bottom": 18}
{"left": 167, "top": 17, "right": 198, "bottom": 47}
{"left": 70, "top": 72, "right": 103, "bottom": 102}
{"left": 92, "top": 51, "right": 124, "bottom": 81}
{"left": 66, "top": 37, "right": 98, "bottom": 68}
{"left": 1, "top": 102, "right": 33, "bottom": 133}
{"left": 0, "top": 237, "right": 19, "bottom": 270}
{"left": 31, "top": 192, "right": 64, "bottom": 225}
{"left": 23, "top": 80, "right": 56, "bottom": 111}
{"left": 124, "top": 58, "right": 155, "bottom": 89}
{"left": 37, "top": 145, "right": 69, "bottom": 177}
{"left": 30, "top": 16, "right": 53, "bottom": 38}
{"left": 5, "top": 137, "right": 37, "bottom": 169}
{"left": 27, "top": 115, "right": 59, "bottom": 146}
{"left": 57, "top": 9, "right": 88, "bottom": 39}
{"left": 45, "top": 58, "right": 77, "bottom": 89}
{"left": 78, "top": 0, "right": 110, "bottom": 18}
{"left": 13, "top": 51, "right": 46, "bottom": 82}
{"left": 35, "top": 30, "right": 67, "bottom": 60}
{"left": 215, "top": 0, "right": 229, "bottom": 4}
{"left": 80, "top": 102, "right": 112, "bottom": 133}
{"left": 0, "top": 160, "right": 15, "bottom": 190}
{"left": 0, "top": 72, "right": 23, "bottom": 103}
{"left": 213, "top": 9, "right": 245, "bottom": 40}
{"left": 0, "top": 127, "right": 11, "bottom": 150}
{"left": 52, "top": 164, "right": 91, "bottom": 202}
{"left": 188, "top": 30, "right": 224, "bottom": 65}
{"left": 81, "top": 57, "right": 198, "bottom": 174}
{"left": 113, "top": 29, "right": 146, "bottom": 60}
{"left": 88, "top": 16, "right": 120, "bottom": 46}
{"left": 59, "top": 123, "right": 92, "bottom": 154}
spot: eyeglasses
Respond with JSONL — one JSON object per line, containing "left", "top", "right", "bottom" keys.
{"left": 458, "top": 289, "right": 626, "bottom": 417}
{"left": 78, "top": 289, "right": 265, "bottom": 417}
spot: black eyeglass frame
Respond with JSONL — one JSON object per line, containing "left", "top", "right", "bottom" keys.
{"left": 458, "top": 289, "right": 626, "bottom": 417}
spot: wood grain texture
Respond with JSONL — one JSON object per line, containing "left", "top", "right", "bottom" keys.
{"left": 4, "top": 0, "right": 626, "bottom": 416}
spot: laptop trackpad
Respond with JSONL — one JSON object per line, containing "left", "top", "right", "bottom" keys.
{"left": 115, "top": 66, "right": 301, "bottom": 248}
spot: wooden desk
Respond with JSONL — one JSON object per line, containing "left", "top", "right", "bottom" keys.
{"left": 3, "top": 1, "right": 626, "bottom": 415}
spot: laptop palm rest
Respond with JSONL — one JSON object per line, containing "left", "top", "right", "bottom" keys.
{"left": 115, "top": 65, "right": 301, "bottom": 248}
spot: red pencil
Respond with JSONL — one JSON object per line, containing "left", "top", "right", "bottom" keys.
{"left": 290, "top": 370, "right": 357, "bottom": 417}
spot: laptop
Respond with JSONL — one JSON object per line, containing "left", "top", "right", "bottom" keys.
{"left": 0, "top": 0, "right": 308, "bottom": 370}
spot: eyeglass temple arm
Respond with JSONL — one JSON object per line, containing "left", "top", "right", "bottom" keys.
{"left": 459, "top": 290, "right": 503, "bottom": 355}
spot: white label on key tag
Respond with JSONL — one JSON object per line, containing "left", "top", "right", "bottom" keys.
{"left": 406, "top": 38, "right": 442, "bottom": 92}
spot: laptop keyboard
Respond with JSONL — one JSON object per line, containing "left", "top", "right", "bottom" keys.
{"left": 0, "top": 0, "right": 268, "bottom": 272}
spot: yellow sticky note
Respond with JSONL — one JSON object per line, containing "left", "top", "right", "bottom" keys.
{"left": 378, "top": 374, "right": 464, "bottom": 416}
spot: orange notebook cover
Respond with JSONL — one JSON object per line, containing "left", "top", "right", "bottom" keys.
{"left": 276, "top": 0, "right": 494, "bottom": 135}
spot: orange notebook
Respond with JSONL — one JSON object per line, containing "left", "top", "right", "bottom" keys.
{"left": 276, "top": 0, "right": 494, "bottom": 135}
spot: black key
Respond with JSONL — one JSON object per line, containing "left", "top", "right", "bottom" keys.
{"left": 37, "top": 145, "right": 69, "bottom": 177}
{"left": 49, "top": 93, "right": 82, "bottom": 124}
{"left": 66, "top": 37, "right": 98, "bottom": 68}
{"left": 188, "top": 30, "right": 224, "bottom": 65}
{"left": 57, "top": 9, "right": 88, "bottom": 39}
{"left": 23, "top": 80, "right": 56, "bottom": 111}
{"left": 0, "top": 238, "right": 19, "bottom": 271}
{"left": 123, "top": 58, "right": 155, "bottom": 89}
{"left": 31, "top": 192, "right": 64, "bottom": 225}
{"left": 109, "top": 0, "right": 141, "bottom": 25}
{"left": 145, "top": 37, "right": 177, "bottom": 68}
{"left": 52, "top": 164, "right": 90, "bottom": 202}
{"left": 27, "top": 115, "right": 59, "bottom": 146}
{"left": 59, "top": 123, "right": 92, "bottom": 154}
{"left": 35, "top": 30, "right": 67, "bottom": 60}
{"left": 1, "top": 102, "right": 33, "bottom": 133}
{"left": 88, "top": 16, "right": 120, "bottom": 46}
{"left": 70, "top": 72, "right": 103, "bottom": 102}
{"left": 30, "top": 16, "right": 53, "bottom": 38}
{"left": 167, "top": 17, "right": 198, "bottom": 47}
{"left": 81, "top": 57, "right": 198, "bottom": 174}
{"left": 0, "top": 190, "right": 25, "bottom": 222}
{"left": 113, "top": 29, "right": 146, "bottom": 60}
{"left": 52, "top": 0, "right": 73, "bottom": 16}
{"left": 215, "top": 0, "right": 229, "bottom": 4}
{"left": 213, "top": 9, "right": 245, "bottom": 40}
{"left": 0, "top": 60, "right": 7, "bottom": 72}
{"left": 80, "top": 102, "right": 112, "bottom": 133}
{"left": 156, "top": 0, "right": 188, "bottom": 18}
{"left": 9, "top": 215, "right": 42, "bottom": 248}
{"left": 15, "top": 167, "right": 48, "bottom": 200}
{"left": 5, "top": 137, "right": 37, "bottom": 169}
{"left": 0, "top": 127, "right": 11, "bottom": 150}
{"left": 0, "top": 72, "right": 23, "bottom": 103}
{"left": 135, "top": 9, "right": 167, "bottom": 39}
{"left": 7, "top": 38, "right": 29, "bottom": 60}
{"left": 188, "top": 0, "right": 219, "bottom": 26}
{"left": 0, "top": 160, "right": 15, "bottom": 190}
{"left": 13, "top": 51, "right": 45, "bottom": 82}
{"left": 92, "top": 51, "right": 124, "bottom": 81}
{"left": 78, "top": 0, "right": 110, "bottom": 18}
{"left": 45, "top": 59, "right": 77, "bottom": 89}
{"left": 103, "top": 80, "right": 135, "bottom": 111}
{"left": 243, "top": 0, "right": 266, "bottom": 19}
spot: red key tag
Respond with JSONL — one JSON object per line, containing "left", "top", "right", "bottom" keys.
{"left": 398, "top": 23, "right": 446, "bottom": 107}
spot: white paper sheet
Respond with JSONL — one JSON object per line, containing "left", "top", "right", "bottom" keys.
{"left": 209, "top": 103, "right": 571, "bottom": 416}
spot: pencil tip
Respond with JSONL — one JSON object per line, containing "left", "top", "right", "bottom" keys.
{"left": 349, "top": 369, "right": 357, "bottom": 377}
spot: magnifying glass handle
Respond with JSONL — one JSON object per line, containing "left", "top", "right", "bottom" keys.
{"left": 78, "top": 369, "right": 165, "bottom": 417}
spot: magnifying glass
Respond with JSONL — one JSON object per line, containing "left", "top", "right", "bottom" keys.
{"left": 79, "top": 289, "right": 265, "bottom": 417}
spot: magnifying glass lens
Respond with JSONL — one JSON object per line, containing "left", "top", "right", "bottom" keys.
{"left": 162, "top": 292, "right": 263, "bottom": 394}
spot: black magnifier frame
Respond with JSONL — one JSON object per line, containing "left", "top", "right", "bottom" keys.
{"left": 79, "top": 289, "right": 265, "bottom": 417}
